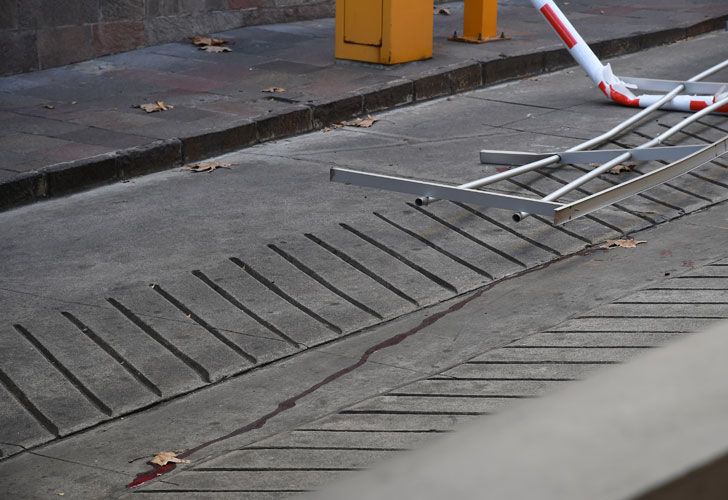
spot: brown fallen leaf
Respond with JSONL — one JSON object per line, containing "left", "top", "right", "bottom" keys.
{"left": 200, "top": 45, "right": 231, "bottom": 53}
{"left": 262, "top": 87, "right": 286, "bottom": 94}
{"left": 185, "top": 161, "right": 232, "bottom": 173}
{"left": 149, "top": 451, "right": 190, "bottom": 467}
{"left": 191, "top": 35, "right": 227, "bottom": 47}
{"left": 609, "top": 162, "right": 637, "bottom": 175}
{"left": 342, "top": 115, "right": 379, "bottom": 128}
{"left": 437, "top": 7, "right": 452, "bottom": 15}
{"left": 138, "top": 101, "right": 174, "bottom": 113}
{"left": 601, "top": 238, "right": 646, "bottom": 249}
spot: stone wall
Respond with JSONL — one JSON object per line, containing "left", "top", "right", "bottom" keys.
{"left": 0, "top": 0, "right": 336, "bottom": 76}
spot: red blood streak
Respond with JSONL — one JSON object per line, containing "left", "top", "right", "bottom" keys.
{"left": 127, "top": 463, "right": 176, "bottom": 488}
{"left": 541, "top": 4, "right": 578, "bottom": 49}
{"left": 127, "top": 285, "right": 490, "bottom": 488}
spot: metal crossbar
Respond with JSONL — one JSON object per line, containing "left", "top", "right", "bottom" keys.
{"left": 330, "top": 0, "right": 728, "bottom": 225}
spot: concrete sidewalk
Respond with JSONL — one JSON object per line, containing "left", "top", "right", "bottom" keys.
{"left": 1, "top": 0, "right": 727, "bottom": 210}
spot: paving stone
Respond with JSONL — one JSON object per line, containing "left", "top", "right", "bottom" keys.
{"left": 344, "top": 394, "right": 513, "bottom": 415}
{"left": 471, "top": 346, "right": 650, "bottom": 363}
{"left": 140, "top": 469, "right": 348, "bottom": 492}
{"left": 257, "top": 429, "right": 439, "bottom": 450}
{"left": 199, "top": 447, "right": 397, "bottom": 469}
{"left": 618, "top": 289, "right": 728, "bottom": 303}
{"left": 440, "top": 362, "right": 610, "bottom": 380}
{"left": 299, "top": 413, "right": 474, "bottom": 432}
{"left": 583, "top": 302, "right": 728, "bottom": 318}
{"left": 391, "top": 378, "right": 559, "bottom": 398}
{"left": 547, "top": 317, "right": 713, "bottom": 333}
{"left": 54, "top": 127, "right": 150, "bottom": 148}
{"left": 0, "top": 133, "right": 72, "bottom": 155}
{"left": 647, "top": 277, "right": 728, "bottom": 289}
{"left": 510, "top": 331, "right": 685, "bottom": 347}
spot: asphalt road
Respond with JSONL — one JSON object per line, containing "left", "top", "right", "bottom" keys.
{"left": 1, "top": 31, "right": 727, "bottom": 499}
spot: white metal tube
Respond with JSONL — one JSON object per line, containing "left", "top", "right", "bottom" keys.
{"left": 530, "top": 0, "right": 728, "bottom": 114}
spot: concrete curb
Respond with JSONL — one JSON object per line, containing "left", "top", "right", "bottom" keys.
{"left": 2, "top": 14, "right": 727, "bottom": 212}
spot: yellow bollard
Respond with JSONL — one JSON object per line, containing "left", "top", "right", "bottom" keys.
{"left": 449, "top": 0, "right": 508, "bottom": 44}
{"left": 335, "top": 0, "right": 434, "bottom": 65}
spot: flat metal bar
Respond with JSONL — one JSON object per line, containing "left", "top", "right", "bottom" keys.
{"left": 330, "top": 168, "right": 561, "bottom": 216}
{"left": 619, "top": 76, "right": 728, "bottom": 95}
{"left": 480, "top": 145, "right": 705, "bottom": 165}
{"left": 479, "top": 151, "right": 554, "bottom": 165}
{"left": 554, "top": 137, "right": 728, "bottom": 225}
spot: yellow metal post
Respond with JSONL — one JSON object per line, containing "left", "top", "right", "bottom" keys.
{"left": 450, "top": 0, "right": 508, "bottom": 44}
{"left": 335, "top": 0, "right": 434, "bottom": 65}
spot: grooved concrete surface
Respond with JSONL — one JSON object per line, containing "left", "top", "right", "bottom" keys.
{"left": 135, "top": 257, "right": 728, "bottom": 497}
{"left": 0, "top": 33, "right": 728, "bottom": 498}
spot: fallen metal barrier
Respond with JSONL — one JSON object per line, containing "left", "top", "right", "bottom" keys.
{"left": 331, "top": 0, "right": 728, "bottom": 225}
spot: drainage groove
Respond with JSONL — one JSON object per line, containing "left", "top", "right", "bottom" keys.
{"left": 107, "top": 298, "right": 212, "bottom": 383}
{"left": 229, "top": 257, "right": 343, "bottom": 334}
{"left": 304, "top": 233, "right": 419, "bottom": 307}
{"left": 191, "top": 270, "right": 300, "bottom": 349}
{"left": 151, "top": 284, "right": 258, "bottom": 364}
{"left": 61, "top": 312, "right": 162, "bottom": 397}
{"left": 267, "top": 244, "right": 384, "bottom": 320}
{"left": 13, "top": 324, "right": 112, "bottom": 417}
{"left": 339, "top": 223, "right": 458, "bottom": 293}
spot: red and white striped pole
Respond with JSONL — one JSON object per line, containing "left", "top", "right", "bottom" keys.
{"left": 530, "top": 0, "right": 728, "bottom": 113}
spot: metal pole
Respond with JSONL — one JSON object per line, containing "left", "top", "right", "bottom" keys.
{"left": 416, "top": 56, "right": 728, "bottom": 207}
{"left": 513, "top": 92, "right": 728, "bottom": 221}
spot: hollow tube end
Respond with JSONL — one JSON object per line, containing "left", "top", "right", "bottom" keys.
{"left": 512, "top": 212, "right": 528, "bottom": 223}
{"left": 415, "top": 197, "right": 428, "bottom": 206}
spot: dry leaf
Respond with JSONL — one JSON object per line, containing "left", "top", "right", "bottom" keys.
{"left": 437, "top": 7, "right": 452, "bottom": 15}
{"left": 191, "top": 35, "right": 227, "bottom": 47}
{"left": 601, "top": 238, "right": 646, "bottom": 249}
{"left": 138, "top": 101, "right": 174, "bottom": 113}
{"left": 200, "top": 45, "right": 231, "bottom": 53}
{"left": 342, "top": 115, "right": 379, "bottom": 128}
{"left": 185, "top": 161, "right": 231, "bottom": 173}
{"left": 149, "top": 451, "right": 190, "bottom": 467}
{"left": 609, "top": 162, "right": 636, "bottom": 175}
{"left": 263, "top": 87, "right": 286, "bottom": 93}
